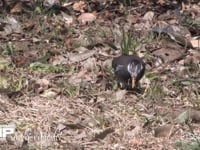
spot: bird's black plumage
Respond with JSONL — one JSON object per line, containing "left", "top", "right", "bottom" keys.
{"left": 112, "top": 55, "right": 145, "bottom": 89}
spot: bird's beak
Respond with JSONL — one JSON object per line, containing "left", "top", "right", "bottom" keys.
{"left": 131, "top": 77, "right": 136, "bottom": 89}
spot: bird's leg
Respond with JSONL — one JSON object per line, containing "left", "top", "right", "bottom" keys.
{"left": 127, "top": 78, "right": 132, "bottom": 87}
{"left": 127, "top": 78, "right": 130, "bottom": 86}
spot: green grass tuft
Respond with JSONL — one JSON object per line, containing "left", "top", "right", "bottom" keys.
{"left": 63, "top": 81, "right": 79, "bottom": 97}
{"left": 120, "top": 28, "right": 139, "bottom": 55}
{"left": 29, "top": 62, "right": 65, "bottom": 73}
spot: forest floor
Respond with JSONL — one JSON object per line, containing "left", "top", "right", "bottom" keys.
{"left": 0, "top": 0, "right": 200, "bottom": 149}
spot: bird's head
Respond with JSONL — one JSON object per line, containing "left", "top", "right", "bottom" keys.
{"left": 127, "top": 61, "right": 144, "bottom": 88}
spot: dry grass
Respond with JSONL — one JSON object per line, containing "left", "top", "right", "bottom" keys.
{"left": 0, "top": 0, "right": 200, "bottom": 150}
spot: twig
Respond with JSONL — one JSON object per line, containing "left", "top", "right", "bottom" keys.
{"left": 172, "top": 79, "right": 200, "bottom": 85}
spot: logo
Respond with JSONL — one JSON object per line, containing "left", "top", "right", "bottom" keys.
{"left": 0, "top": 125, "right": 15, "bottom": 140}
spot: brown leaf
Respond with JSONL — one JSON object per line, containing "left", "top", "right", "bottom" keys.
{"left": 129, "top": 138, "right": 143, "bottom": 147}
{"left": 10, "top": 3, "right": 22, "bottom": 14}
{"left": 126, "top": 15, "right": 139, "bottom": 24}
{"left": 68, "top": 70, "right": 85, "bottom": 86}
{"left": 43, "top": 0, "right": 60, "bottom": 7}
{"left": 0, "top": 101, "right": 8, "bottom": 112}
{"left": 190, "top": 110, "right": 200, "bottom": 123}
{"left": 56, "top": 123, "right": 66, "bottom": 132}
{"left": 69, "top": 50, "right": 96, "bottom": 63}
{"left": 184, "top": 50, "right": 200, "bottom": 64}
{"left": 184, "top": 55, "right": 200, "bottom": 65}
{"left": 175, "top": 110, "right": 189, "bottom": 124}
{"left": 115, "top": 90, "right": 127, "bottom": 101}
{"left": 61, "top": 11, "right": 74, "bottom": 25}
{"left": 190, "top": 39, "right": 200, "bottom": 48}
{"left": 35, "top": 78, "right": 50, "bottom": 88}
{"left": 143, "top": 11, "right": 154, "bottom": 21}
{"left": 174, "top": 110, "right": 200, "bottom": 124}
{"left": 57, "top": 123, "right": 84, "bottom": 132}
{"left": 11, "top": 55, "right": 34, "bottom": 67}
{"left": 152, "top": 22, "right": 193, "bottom": 48}
{"left": 81, "top": 57, "right": 97, "bottom": 70}
{"left": 23, "top": 22, "right": 35, "bottom": 31}
{"left": 3, "top": 16, "right": 22, "bottom": 35}
{"left": 50, "top": 55, "right": 68, "bottom": 65}
{"left": 65, "top": 123, "right": 85, "bottom": 129}
{"left": 64, "top": 38, "right": 73, "bottom": 48}
{"left": 93, "top": 127, "right": 114, "bottom": 140}
{"left": 72, "top": 1, "right": 86, "bottom": 12}
{"left": 154, "top": 124, "right": 173, "bottom": 137}
{"left": 40, "top": 89, "right": 58, "bottom": 98}
{"left": 152, "top": 48, "right": 185, "bottom": 63}
{"left": 126, "top": 125, "right": 143, "bottom": 137}
{"left": 157, "top": 0, "right": 165, "bottom": 5}
{"left": 78, "top": 13, "right": 97, "bottom": 25}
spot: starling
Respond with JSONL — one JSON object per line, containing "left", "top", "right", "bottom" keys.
{"left": 112, "top": 55, "right": 145, "bottom": 89}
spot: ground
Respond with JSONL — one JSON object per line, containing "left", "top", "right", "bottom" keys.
{"left": 0, "top": 0, "right": 200, "bottom": 149}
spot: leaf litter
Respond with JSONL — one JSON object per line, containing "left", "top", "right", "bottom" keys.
{"left": 0, "top": 0, "right": 200, "bottom": 149}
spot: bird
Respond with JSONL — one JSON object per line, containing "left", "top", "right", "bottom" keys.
{"left": 112, "top": 55, "right": 145, "bottom": 90}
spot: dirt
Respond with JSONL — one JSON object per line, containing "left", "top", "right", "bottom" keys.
{"left": 0, "top": 0, "right": 200, "bottom": 149}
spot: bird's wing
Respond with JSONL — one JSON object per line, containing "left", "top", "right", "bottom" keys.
{"left": 115, "top": 65, "right": 125, "bottom": 72}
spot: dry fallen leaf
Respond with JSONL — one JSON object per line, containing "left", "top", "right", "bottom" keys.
{"left": 50, "top": 55, "right": 68, "bottom": 65}
{"left": 143, "top": 11, "right": 154, "bottom": 21}
{"left": 10, "top": 2, "right": 22, "bottom": 14}
{"left": 78, "top": 13, "right": 97, "bottom": 25}
{"left": 152, "top": 48, "right": 185, "bottom": 63}
{"left": 175, "top": 110, "right": 190, "bottom": 124}
{"left": 72, "top": 1, "right": 86, "bottom": 12}
{"left": 23, "top": 22, "right": 35, "bottom": 31}
{"left": 190, "top": 110, "right": 200, "bottom": 123}
{"left": 56, "top": 123, "right": 66, "bottom": 132}
{"left": 41, "top": 89, "right": 58, "bottom": 98}
{"left": 190, "top": 39, "right": 200, "bottom": 48}
{"left": 157, "top": 0, "right": 165, "bottom": 5}
{"left": 2, "top": 16, "right": 22, "bottom": 35}
{"left": 129, "top": 138, "right": 143, "bottom": 147}
{"left": 154, "top": 124, "right": 173, "bottom": 137}
{"left": 68, "top": 69, "right": 93, "bottom": 86}
{"left": 0, "top": 101, "right": 8, "bottom": 112}
{"left": 126, "top": 15, "right": 139, "bottom": 24}
{"left": 69, "top": 50, "right": 96, "bottom": 63}
{"left": 115, "top": 90, "right": 127, "bottom": 101}
{"left": 184, "top": 53, "right": 200, "bottom": 65}
{"left": 35, "top": 78, "right": 50, "bottom": 88}
{"left": 126, "top": 125, "right": 143, "bottom": 137}
{"left": 64, "top": 38, "right": 73, "bottom": 48}
{"left": 81, "top": 57, "right": 97, "bottom": 71}
{"left": 43, "top": 0, "right": 59, "bottom": 7}
{"left": 152, "top": 22, "right": 193, "bottom": 48}
{"left": 61, "top": 12, "right": 73, "bottom": 25}
{"left": 93, "top": 127, "right": 114, "bottom": 140}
